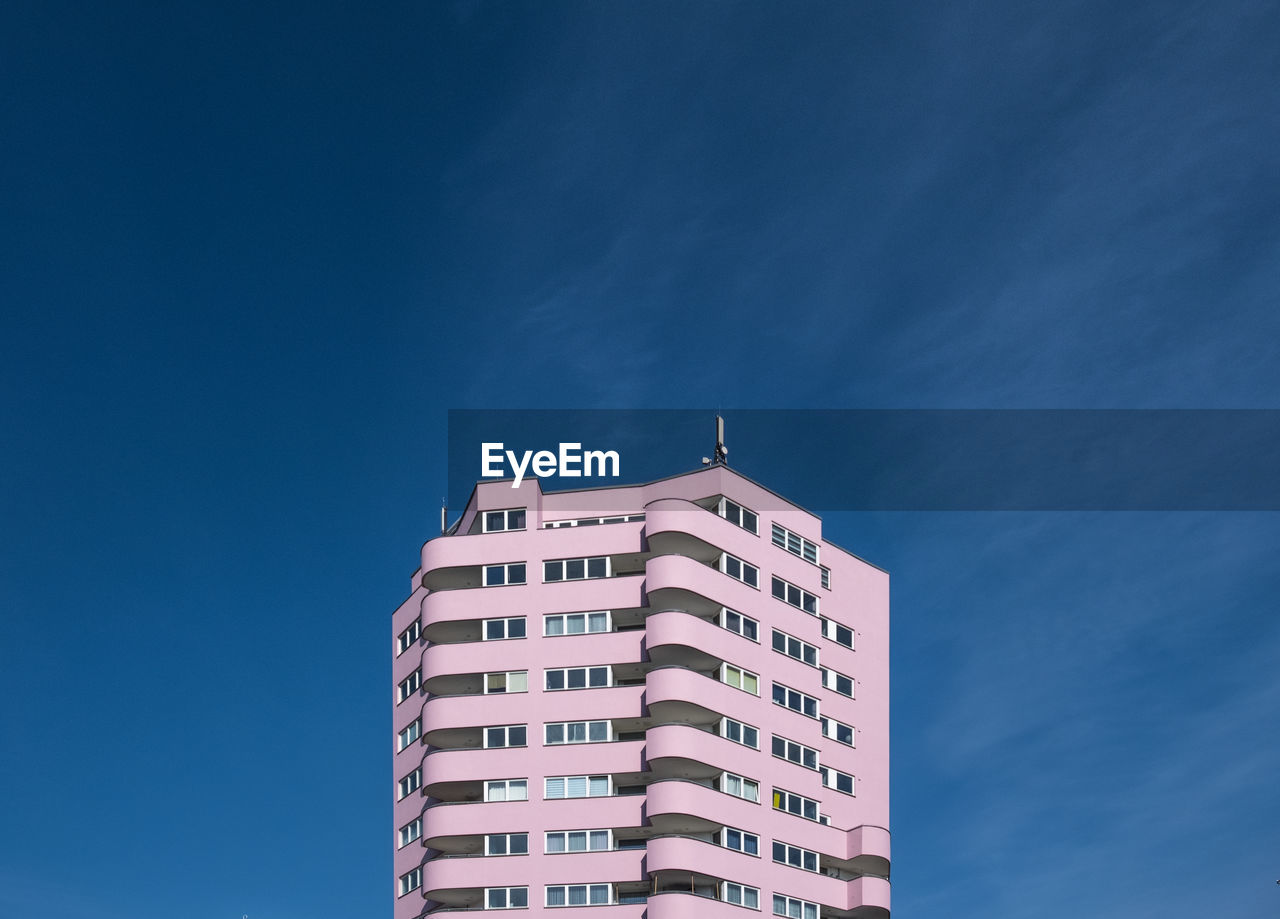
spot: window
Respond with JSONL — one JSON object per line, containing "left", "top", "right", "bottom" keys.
{"left": 484, "top": 616, "right": 527, "bottom": 640}
{"left": 546, "top": 884, "right": 611, "bottom": 907}
{"left": 723, "top": 883, "right": 760, "bottom": 909}
{"left": 772, "top": 841, "right": 819, "bottom": 873}
{"left": 545, "top": 666, "right": 611, "bottom": 690}
{"left": 546, "top": 829, "right": 611, "bottom": 853}
{"left": 822, "top": 667, "right": 855, "bottom": 698}
{"left": 820, "top": 617, "right": 853, "bottom": 650}
{"left": 820, "top": 566, "right": 830, "bottom": 589}
{"left": 821, "top": 716, "right": 855, "bottom": 747}
{"left": 485, "top": 779, "right": 528, "bottom": 802}
{"left": 485, "top": 671, "right": 528, "bottom": 694}
{"left": 720, "top": 607, "right": 759, "bottom": 641}
{"left": 399, "top": 867, "right": 422, "bottom": 896}
{"left": 720, "top": 717, "right": 759, "bottom": 749}
{"left": 398, "top": 817, "right": 422, "bottom": 848}
{"left": 718, "top": 497, "right": 758, "bottom": 534}
{"left": 397, "top": 718, "right": 421, "bottom": 751}
{"left": 484, "top": 725, "right": 528, "bottom": 748}
{"left": 486, "top": 887, "right": 529, "bottom": 909}
{"left": 719, "top": 553, "right": 759, "bottom": 588}
{"left": 821, "top": 766, "right": 856, "bottom": 796}
{"left": 772, "top": 683, "right": 819, "bottom": 719}
{"left": 773, "top": 895, "right": 818, "bottom": 919}
{"left": 397, "top": 768, "right": 421, "bottom": 800}
{"left": 720, "top": 771, "right": 760, "bottom": 802}
{"left": 486, "top": 833, "right": 529, "bottom": 855}
{"left": 544, "top": 611, "right": 610, "bottom": 635}
{"left": 543, "top": 514, "right": 645, "bottom": 528}
{"left": 397, "top": 669, "right": 421, "bottom": 703}
{"left": 719, "top": 826, "right": 760, "bottom": 855}
{"left": 484, "top": 508, "right": 527, "bottom": 532}
{"left": 772, "top": 735, "right": 819, "bottom": 770}
{"left": 484, "top": 562, "right": 526, "bottom": 586}
{"left": 773, "top": 788, "right": 821, "bottom": 822}
{"left": 545, "top": 720, "right": 610, "bottom": 745}
{"left": 545, "top": 775, "right": 611, "bottom": 799}
{"left": 544, "top": 556, "right": 610, "bottom": 582}
{"left": 771, "top": 629, "right": 818, "bottom": 667}
{"left": 397, "top": 619, "right": 420, "bottom": 655}
{"left": 771, "top": 576, "right": 818, "bottom": 614}
{"left": 720, "top": 663, "right": 759, "bottom": 695}
{"left": 771, "top": 523, "right": 819, "bottom": 565}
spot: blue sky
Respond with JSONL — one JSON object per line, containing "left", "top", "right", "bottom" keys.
{"left": 2, "top": 2, "right": 1279, "bottom": 917}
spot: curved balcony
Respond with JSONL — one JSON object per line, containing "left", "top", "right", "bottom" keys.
{"left": 844, "top": 825, "right": 891, "bottom": 879}
{"left": 423, "top": 794, "right": 644, "bottom": 848}
{"left": 647, "top": 890, "right": 763, "bottom": 919}
{"left": 645, "top": 610, "right": 726, "bottom": 670}
{"left": 647, "top": 835, "right": 762, "bottom": 884}
{"left": 422, "top": 740, "right": 646, "bottom": 797}
{"left": 840, "top": 876, "right": 891, "bottom": 918}
{"left": 645, "top": 554, "right": 763, "bottom": 619}
{"left": 645, "top": 666, "right": 754, "bottom": 726}
{"left": 646, "top": 723, "right": 745, "bottom": 781}
{"left": 645, "top": 779, "right": 761, "bottom": 836}
{"left": 644, "top": 497, "right": 769, "bottom": 565}
{"left": 422, "top": 685, "right": 646, "bottom": 748}
{"left": 422, "top": 856, "right": 529, "bottom": 903}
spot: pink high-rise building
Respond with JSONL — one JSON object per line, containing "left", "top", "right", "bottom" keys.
{"left": 392, "top": 465, "right": 890, "bottom": 919}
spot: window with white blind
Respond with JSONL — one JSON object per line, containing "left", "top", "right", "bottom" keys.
{"left": 546, "top": 829, "right": 611, "bottom": 853}
{"left": 545, "top": 775, "right": 611, "bottom": 799}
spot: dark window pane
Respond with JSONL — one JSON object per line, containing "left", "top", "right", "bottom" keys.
{"left": 566, "top": 559, "right": 585, "bottom": 580}
{"left": 508, "top": 564, "right": 525, "bottom": 584}
{"left": 587, "top": 557, "right": 606, "bottom": 578}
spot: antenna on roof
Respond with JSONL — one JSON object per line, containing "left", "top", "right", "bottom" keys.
{"left": 701, "top": 414, "right": 729, "bottom": 467}
{"left": 440, "top": 500, "right": 448, "bottom": 536}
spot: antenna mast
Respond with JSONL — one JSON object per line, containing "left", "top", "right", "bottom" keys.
{"left": 701, "top": 414, "right": 729, "bottom": 467}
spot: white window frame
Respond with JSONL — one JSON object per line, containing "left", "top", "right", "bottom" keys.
{"left": 483, "top": 562, "right": 527, "bottom": 587}
{"left": 720, "top": 716, "right": 759, "bottom": 749}
{"left": 485, "top": 832, "right": 530, "bottom": 856}
{"left": 484, "top": 724, "right": 528, "bottom": 749}
{"left": 544, "top": 720, "right": 611, "bottom": 745}
{"left": 484, "top": 778, "right": 528, "bottom": 802}
{"left": 719, "top": 553, "right": 759, "bottom": 588}
{"left": 771, "top": 628, "right": 819, "bottom": 667}
{"left": 398, "top": 817, "right": 422, "bottom": 848}
{"left": 771, "top": 734, "right": 819, "bottom": 770}
{"left": 720, "top": 662, "right": 759, "bottom": 695}
{"left": 773, "top": 895, "right": 819, "bottom": 919}
{"left": 484, "top": 616, "right": 527, "bottom": 640}
{"left": 719, "top": 607, "right": 759, "bottom": 641}
{"left": 820, "top": 616, "right": 854, "bottom": 650}
{"left": 771, "top": 575, "right": 818, "bottom": 614}
{"left": 397, "top": 718, "right": 421, "bottom": 751}
{"left": 821, "top": 716, "right": 855, "bottom": 747}
{"left": 545, "top": 884, "right": 612, "bottom": 907}
{"left": 397, "top": 768, "right": 421, "bottom": 800}
{"left": 719, "top": 825, "right": 760, "bottom": 856}
{"left": 720, "top": 771, "right": 760, "bottom": 802}
{"left": 544, "top": 775, "right": 612, "bottom": 799}
{"left": 821, "top": 667, "right": 855, "bottom": 698}
{"left": 821, "top": 766, "right": 856, "bottom": 796}
{"left": 772, "top": 841, "right": 819, "bottom": 873}
{"left": 543, "top": 556, "right": 611, "bottom": 582}
{"left": 545, "top": 829, "right": 612, "bottom": 853}
{"left": 485, "top": 670, "right": 529, "bottom": 694}
{"left": 485, "top": 887, "right": 529, "bottom": 910}
{"left": 771, "top": 523, "right": 820, "bottom": 565}
{"left": 772, "top": 682, "right": 819, "bottom": 719}
{"left": 544, "top": 611, "right": 611, "bottom": 636}
{"left": 718, "top": 496, "right": 759, "bottom": 534}
{"left": 723, "top": 883, "right": 760, "bottom": 909}
{"left": 772, "top": 787, "right": 821, "bottom": 822}
{"left": 397, "top": 669, "right": 421, "bottom": 704}
{"left": 399, "top": 867, "right": 422, "bottom": 896}
{"left": 543, "top": 514, "right": 645, "bottom": 528}
{"left": 819, "top": 566, "right": 830, "bottom": 589}
{"left": 544, "top": 665, "right": 611, "bottom": 691}
{"left": 483, "top": 507, "right": 527, "bottom": 533}
{"left": 397, "top": 619, "right": 420, "bottom": 655}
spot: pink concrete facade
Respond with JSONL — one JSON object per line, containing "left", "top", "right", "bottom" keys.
{"left": 392, "top": 466, "right": 890, "bottom": 919}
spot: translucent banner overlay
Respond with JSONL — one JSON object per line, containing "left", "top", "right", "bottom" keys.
{"left": 447, "top": 409, "right": 1280, "bottom": 511}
